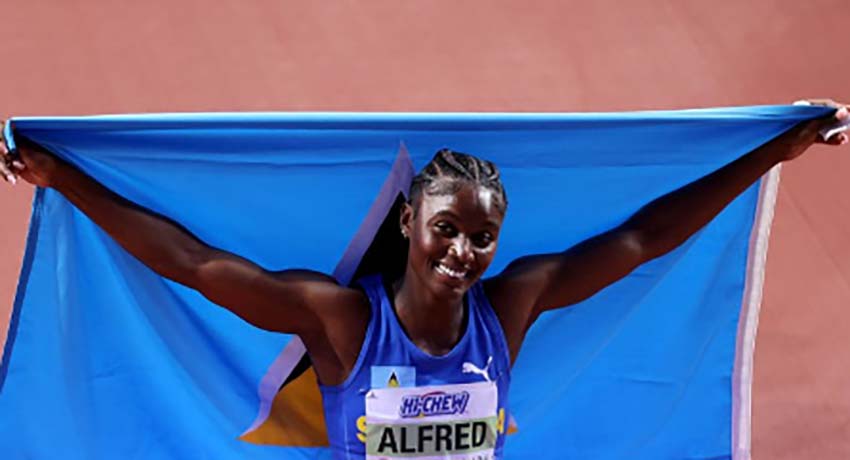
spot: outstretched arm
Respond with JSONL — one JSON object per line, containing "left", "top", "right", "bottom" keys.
{"left": 486, "top": 104, "right": 848, "bottom": 361}
{"left": 0, "top": 132, "right": 367, "bottom": 338}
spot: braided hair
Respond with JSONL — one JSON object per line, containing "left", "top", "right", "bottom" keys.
{"left": 409, "top": 148, "right": 507, "bottom": 214}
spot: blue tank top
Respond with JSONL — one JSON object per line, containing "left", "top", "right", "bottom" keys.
{"left": 319, "top": 275, "right": 512, "bottom": 460}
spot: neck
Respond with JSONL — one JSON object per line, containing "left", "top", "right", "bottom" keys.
{"left": 392, "top": 269, "right": 467, "bottom": 356}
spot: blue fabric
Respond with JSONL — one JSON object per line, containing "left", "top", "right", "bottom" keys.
{"left": 319, "top": 275, "right": 511, "bottom": 459}
{"left": 0, "top": 107, "right": 830, "bottom": 459}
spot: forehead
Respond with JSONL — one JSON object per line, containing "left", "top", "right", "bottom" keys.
{"left": 417, "top": 183, "right": 505, "bottom": 227}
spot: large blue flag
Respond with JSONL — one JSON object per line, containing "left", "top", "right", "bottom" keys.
{"left": 0, "top": 106, "right": 829, "bottom": 459}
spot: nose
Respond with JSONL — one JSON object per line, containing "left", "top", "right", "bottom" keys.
{"left": 448, "top": 237, "right": 474, "bottom": 266}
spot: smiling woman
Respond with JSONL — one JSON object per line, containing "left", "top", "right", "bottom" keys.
{"left": 1, "top": 103, "right": 848, "bottom": 459}
{"left": 399, "top": 149, "right": 507, "bottom": 306}
{"left": 319, "top": 149, "right": 515, "bottom": 458}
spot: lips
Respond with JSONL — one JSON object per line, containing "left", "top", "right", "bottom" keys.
{"left": 434, "top": 262, "right": 468, "bottom": 280}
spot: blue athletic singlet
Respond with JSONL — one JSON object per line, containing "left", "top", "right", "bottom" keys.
{"left": 319, "top": 275, "right": 512, "bottom": 460}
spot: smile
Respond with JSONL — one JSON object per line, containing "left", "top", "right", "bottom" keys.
{"left": 434, "top": 262, "right": 468, "bottom": 280}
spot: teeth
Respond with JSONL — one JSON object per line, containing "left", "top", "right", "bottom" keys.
{"left": 436, "top": 263, "right": 466, "bottom": 279}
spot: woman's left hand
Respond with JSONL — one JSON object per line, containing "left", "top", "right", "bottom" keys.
{"left": 808, "top": 99, "right": 849, "bottom": 146}
{"left": 775, "top": 99, "right": 849, "bottom": 162}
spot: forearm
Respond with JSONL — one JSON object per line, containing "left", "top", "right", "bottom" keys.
{"left": 625, "top": 126, "right": 806, "bottom": 260}
{"left": 49, "top": 154, "right": 209, "bottom": 285}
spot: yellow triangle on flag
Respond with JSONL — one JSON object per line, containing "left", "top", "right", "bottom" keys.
{"left": 238, "top": 366, "right": 329, "bottom": 447}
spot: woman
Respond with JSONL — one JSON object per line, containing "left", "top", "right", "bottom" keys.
{"left": 1, "top": 103, "right": 847, "bottom": 459}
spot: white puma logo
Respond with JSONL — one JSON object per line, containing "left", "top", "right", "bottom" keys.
{"left": 462, "top": 356, "right": 493, "bottom": 382}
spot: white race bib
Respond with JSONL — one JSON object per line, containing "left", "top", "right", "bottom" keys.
{"left": 365, "top": 381, "right": 499, "bottom": 460}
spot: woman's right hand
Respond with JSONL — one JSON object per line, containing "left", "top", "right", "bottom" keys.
{"left": 1, "top": 121, "right": 59, "bottom": 188}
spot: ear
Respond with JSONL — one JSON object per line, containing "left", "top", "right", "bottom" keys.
{"left": 400, "top": 202, "right": 414, "bottom": 238}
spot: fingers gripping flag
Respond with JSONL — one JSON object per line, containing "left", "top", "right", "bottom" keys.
{"left": 0, "top": 107, "right": 830, "bottom": 459}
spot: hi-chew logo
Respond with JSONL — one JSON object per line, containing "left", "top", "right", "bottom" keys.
{"left": 399, "top": 390, "right": 470, "bottom": 418}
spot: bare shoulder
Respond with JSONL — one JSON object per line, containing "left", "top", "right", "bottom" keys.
{"left": 211, "top": 263, "right": 370, "bottom": 338}
{"left": 481, "top": 263, "right": 542, "bottom": 363}
{"left": 266, "top": 269, "right": 371, "bottom": 325}
{"left": 268, "top": 270, "right": 372, "bottom": 385}
{"left": 482, "top": 255, "right": 553, "bottom": 318}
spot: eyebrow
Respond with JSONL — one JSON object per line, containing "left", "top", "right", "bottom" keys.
{"left": 431, "top": 210, "right": 501, "bottom": 230}
{"left": 432, "top": 210, "right": 461, "bottom": 220}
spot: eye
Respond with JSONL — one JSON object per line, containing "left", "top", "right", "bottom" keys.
{"left": 434, "top": 221, "right": 457, "bottom": 237}
{"left": 472, "top": 232, "right": 494, "bottom": 248}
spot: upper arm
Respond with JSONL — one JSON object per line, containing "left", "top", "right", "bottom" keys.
{"left": 188, "top": 250, "right": 367, "bottom": 335}
{"left": 486, "top": 226, "right": 648, "bottom": 340}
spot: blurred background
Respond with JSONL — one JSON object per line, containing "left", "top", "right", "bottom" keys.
{"left": 1, "top": 1, "right": 848, "bottom": 458}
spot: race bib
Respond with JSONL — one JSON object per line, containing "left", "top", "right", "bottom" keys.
{"left": 365, "top": 381, "right": 499, "bottom": 460}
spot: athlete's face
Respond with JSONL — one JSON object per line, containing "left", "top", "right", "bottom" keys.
{"left": 401, "top": 182, "right": 505, "bottom": 298}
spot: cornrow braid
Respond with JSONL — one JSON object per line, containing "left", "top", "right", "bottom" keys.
{"left": 409, "top": 148, "right": 508, "bottom": 213}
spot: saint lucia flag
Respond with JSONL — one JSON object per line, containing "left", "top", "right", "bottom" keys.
{"left": 0, "top": 106, "right": 829, "bottom": 459}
